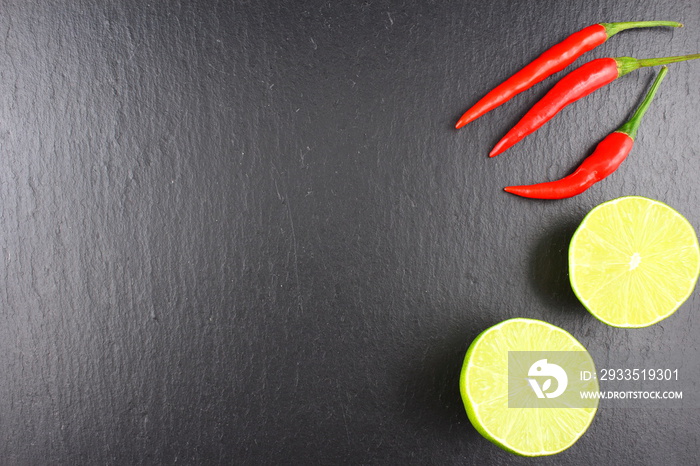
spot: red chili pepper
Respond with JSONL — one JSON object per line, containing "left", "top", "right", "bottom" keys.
{"left": 490, "top": 53, "right": 700, "bottom": 157}
{"left": 504, "top": 66, "right": 667, "bottom": 199}
{"left": 454, "top": 21, "right": 681, "bottom": 129}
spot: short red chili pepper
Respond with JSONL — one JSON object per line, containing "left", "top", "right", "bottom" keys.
{"left": 504, "top": 66, "right": 667, "bottom": 199}
{"left": 454, "top": 21, "right": 681, "bottom": 129}
{"left": 490, "top": 53, "right": 700, "bottom": 157}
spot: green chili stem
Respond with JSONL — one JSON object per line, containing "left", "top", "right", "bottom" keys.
{"left": 617, "top": 53, "right": 700, "bottom": 76}
{"left": 635, "top": 53, "right": 700, "bottom": 67}
{"left": 602, "top": 21, "right": 682, "bottom": 38}
{"left": 616, "top": 66, "right": 668, "bottom": 140}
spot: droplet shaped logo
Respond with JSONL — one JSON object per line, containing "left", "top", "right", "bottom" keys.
{"left": 527, "top": 359, "right": 568, "bottom": 399}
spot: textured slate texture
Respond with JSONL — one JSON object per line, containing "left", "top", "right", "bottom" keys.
{"left": 1, "top": 0, "right": 699, "bottom": 464}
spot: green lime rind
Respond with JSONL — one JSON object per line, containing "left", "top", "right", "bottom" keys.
{"left": 569, "top": 196, "right": 700, "bottom": 328}
{"left": 459, "top": 318, "right": 598, "bottom": 456}
{"left": 460, "top": 321, "right": 515, "bottom": 454}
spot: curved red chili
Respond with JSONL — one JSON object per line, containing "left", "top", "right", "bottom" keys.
{"left": 490, "top": 53, "right": 700, "bottom": 157}
{"left": 454, "top": 21, "right": 681, "bottom": 129}
{"left": 504, "top": 66, "right": 667, "bottom": 200}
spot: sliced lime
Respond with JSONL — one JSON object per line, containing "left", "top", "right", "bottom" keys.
{"left": 569, "top": 196, "right": 700, "bottom": 327}
{"left": 460, "top": 318, "right": 598, "bottom": 456}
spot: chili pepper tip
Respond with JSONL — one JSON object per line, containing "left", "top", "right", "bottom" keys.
{"left": 489, "top": 141, "right": 507, "bottom": 157}
{"left": 503, "top": 185, "right": 539, "bottom": 198}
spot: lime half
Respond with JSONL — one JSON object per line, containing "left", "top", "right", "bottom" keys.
{"left": 460, "top": 318, "right": 598, "bottom": 456}
{"left": 569, "top": 196, "right": 700, "bottom": 328}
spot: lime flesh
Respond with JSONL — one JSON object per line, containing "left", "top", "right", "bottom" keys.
{"left": 460, "top": 318, "right": 598, "bottom": 456}
{"left": 569, "top": 196, "right": 700, "bottom": 328}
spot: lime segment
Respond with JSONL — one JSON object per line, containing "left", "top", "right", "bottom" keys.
{"left": 569, "top": 196, "right": 700, "bottom": 327}
{"left": 460, "top": 318, "right": 598, "bottom": 456}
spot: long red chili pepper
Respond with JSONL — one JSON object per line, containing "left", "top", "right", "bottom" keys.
{"left": 503, "top": 66, "right": 667, "bottom": 199}
{"left": 489, "top": 53, "right": 700, "bottom": 157}
{"left": 454, "top": 21, "right": 681, "bottom": 129}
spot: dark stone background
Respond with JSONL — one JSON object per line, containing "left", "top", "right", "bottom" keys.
{"left": 1, "top": 1, "right": 698, "bottom": 464}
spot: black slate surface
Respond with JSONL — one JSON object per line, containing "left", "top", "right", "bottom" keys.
{"left": 1, "top": 1, "right": 699, "bottom": 464}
